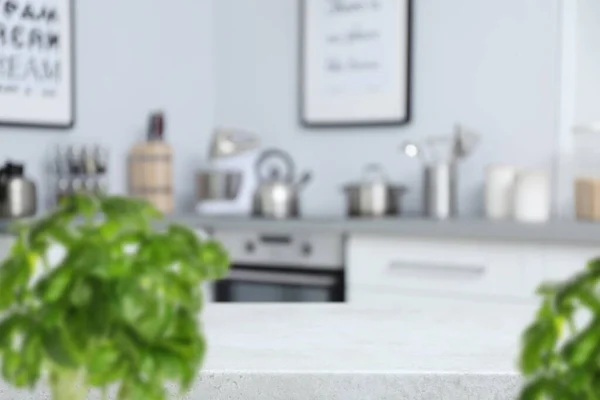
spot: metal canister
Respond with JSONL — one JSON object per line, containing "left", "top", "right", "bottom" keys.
{"left": 423, "top": 163, "right": 458, "bottom": 220}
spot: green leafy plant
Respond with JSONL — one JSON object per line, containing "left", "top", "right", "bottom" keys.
{"left": 519, "top": 258, "right": 600, "bottom": 399}
{"left": 0, "top": 194, "right": 229, "bottom": 400}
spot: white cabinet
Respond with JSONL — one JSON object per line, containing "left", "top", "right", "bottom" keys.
{"left": 347, "top": 235, "right": 543, "bottom": 304}
{"left": 541, "top": 244, "right": 600, "bottom": 282}
{"left": 0, "top": 235, "right": 14, "bottom": 260}
{"left": 196, "top": 230, "right": 215, "bottom": 303}
{"left": 195, "top": 229, "right": 210, "bottom": 240}
{"left": 202, "top": 282, "right": 214, "bottom": 304}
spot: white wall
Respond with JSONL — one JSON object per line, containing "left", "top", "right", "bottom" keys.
{"left": 555, "top": 0, "right": 578, "bottom": 218}
{"left": 554, "top": 0, "right": 600, "bottom": 217}
{"left": 214, "top": 0, "right": 563, "bottom": 216}
{"left": 0, "top": 0, "right": 215, "bottom": 212}
{"left": 575, "top": 0, "right": 600, "bottom": 124}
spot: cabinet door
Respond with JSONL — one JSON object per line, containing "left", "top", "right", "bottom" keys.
{"left": 196, "top": 230, "right": 214, "bottom": 303}
{"left": 347, "top": 235, "right": 541, "bottom": 302}
{"left": 542, "top": 244, "right": 600, "bottom": 282}
{"left": 195, "top": 229, "right": 210, "bottom": 240}
{"left": 0, "top": 236, "right": 14, "bottom": 260}
{"left": 350, "top": 288, "right": 535, "bottom": 307}
{"left": 202, "top": 282, "right": 213, "bottom": 304}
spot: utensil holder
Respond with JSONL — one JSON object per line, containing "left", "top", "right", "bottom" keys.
{"left": 424, "top": 163, "right": 458, "bottom": 220}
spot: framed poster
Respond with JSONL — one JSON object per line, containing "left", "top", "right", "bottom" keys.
{"left": 0, "top": 0, "right": 75, "bottom": 129}
{"left": 300, "top": 0, "right": 412, "bottom": 128}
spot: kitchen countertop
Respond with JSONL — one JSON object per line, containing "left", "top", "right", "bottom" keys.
{"left": 3, "top": 213, "right": 600, "bottom": 246}
{"left": 173, "top": 214, "right": 600, "bottom": 246}
{"left": 0, "top": 299, "right": 536, "bottom": 399}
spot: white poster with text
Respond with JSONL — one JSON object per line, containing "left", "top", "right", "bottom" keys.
{"left": 301, "top": 0, "right": 411, "bottom": 127}
{"left": 0, "top": 0, "right": 74, "bottom": 128}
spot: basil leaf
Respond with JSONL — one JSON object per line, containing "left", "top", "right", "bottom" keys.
{"left": 86, "top": 342, "right": 124, "bottom": 386}
{"left": 42, "top": 327, "right": 80, "bottom": 368}
{"left": 519, "top": 377, "right": 551, "bottom": 400}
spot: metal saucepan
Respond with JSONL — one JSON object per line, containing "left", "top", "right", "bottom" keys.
{"left": 196, "top": 169, "right": 243, "bottom": 201}
{"left": 342, "top": 164, "right": 408, "bottom": 217}
{"left": 343, "top": 184, "right": 408, "bottom": 217}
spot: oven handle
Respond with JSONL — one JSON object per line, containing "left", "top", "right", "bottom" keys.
{"left": 224, "top": 269, "right": 338, "bottom": 287}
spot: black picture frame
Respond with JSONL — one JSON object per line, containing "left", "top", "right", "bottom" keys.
{"left": 0, "top": 0, "right": 76, "bottom": 130}
{"left": 299, "top": 0, "right": 413, "bottom": 128}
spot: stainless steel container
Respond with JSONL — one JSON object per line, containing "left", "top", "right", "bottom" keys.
{"left": 196, "top": 170, "right": 243, "bottom": 201}
{"left": 423, "top": 163, "right": 458, "bottom": 219}
{"left": 343, "top": 164, "right": 408, "bottom": 217}
{"left": 0, "top": 162, "right": 37, "bottom": 219}
{"left": 343, "top": 184, "right": 407, "bottom": 217}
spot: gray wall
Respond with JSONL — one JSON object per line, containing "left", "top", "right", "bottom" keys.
{"left": 0, "top": 0, "right": 215, "bottom": 212}
{"left": 214, "top": 0, "right": 562, "bottom": 217}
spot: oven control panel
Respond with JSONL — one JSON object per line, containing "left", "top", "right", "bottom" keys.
{"left": 208, "top": 230, "right": 344, "bottom": 270}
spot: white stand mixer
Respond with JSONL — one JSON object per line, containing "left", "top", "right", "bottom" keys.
{"left": 195, "top": 128, "right": 261, "bottom": 216}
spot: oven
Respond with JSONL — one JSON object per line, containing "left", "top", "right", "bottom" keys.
{"left": 209, "top": 229, "right": 345, "bottom": 303}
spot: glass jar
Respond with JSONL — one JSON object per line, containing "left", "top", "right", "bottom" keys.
{"left": 572, "top": 123, "right": 600, "bottom": 221}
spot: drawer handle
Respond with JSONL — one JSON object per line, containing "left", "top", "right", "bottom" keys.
{"left": 388, "top": 261, "right": 485, "bottom": 279}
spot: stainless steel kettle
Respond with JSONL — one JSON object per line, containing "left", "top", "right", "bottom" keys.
{"left": 252, "top": 149, "right": 311, "bottom": 219}
{"left": 0, "top": 162, "right": 37, "bottom": 219}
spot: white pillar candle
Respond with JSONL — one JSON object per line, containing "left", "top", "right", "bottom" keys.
{"left": 513, "top": 170, "right": 551, "bottom": 223}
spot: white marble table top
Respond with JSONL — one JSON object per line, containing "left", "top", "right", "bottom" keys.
{"left": 202, "top": 299, "right": 537, "bottom": 374}
{"left": 0, "top": 299, "right": 537, "bottom": 399}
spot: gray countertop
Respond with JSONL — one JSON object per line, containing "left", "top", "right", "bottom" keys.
{"left": 4, "top": 213, "right": 600, "bottom": 246}
{"left": 171, "top": 214, "right": 600, "bottom": 246}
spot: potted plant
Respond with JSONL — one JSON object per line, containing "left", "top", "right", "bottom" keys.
{"left": 519, "top": 259, "right": 600, "bottom": 399}
{"left": 0, "top": 194, "right": 229, "bottom": 400}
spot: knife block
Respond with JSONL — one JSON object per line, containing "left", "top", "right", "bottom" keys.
{"left": 128, "top": 141, "right": 174, "bottom": 214}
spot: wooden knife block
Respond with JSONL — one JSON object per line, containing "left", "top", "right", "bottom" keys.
{"left": 128, "top": 141, "right": 174, "bottom": 214}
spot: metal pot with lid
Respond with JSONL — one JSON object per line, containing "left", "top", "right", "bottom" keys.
{"left": 343, "top": 164, "right": 407, "bottom": 217}
{"left": 252, "top": 148, "right": 311, "bottom": 219}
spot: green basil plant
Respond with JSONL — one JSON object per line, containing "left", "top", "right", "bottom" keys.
{"left": 519, "top": 259, "right": 600, "bottom": 399}
{"left": 0, "top": 194, "right": 229, "bottom": 400}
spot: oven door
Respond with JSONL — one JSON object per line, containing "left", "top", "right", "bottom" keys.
{"left": 214, "top": 265, "right": 345, "bottom": 303}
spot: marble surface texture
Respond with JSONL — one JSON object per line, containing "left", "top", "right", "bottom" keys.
{"left": 193, "top": 300, "right": 536, "bottom": 399}
{"left": 0, "top": 298, "right": 536, "bottom": 399}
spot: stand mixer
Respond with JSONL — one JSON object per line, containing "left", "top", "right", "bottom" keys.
{"left": 195, "top": 128, "right": 261, "bottom": 216}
